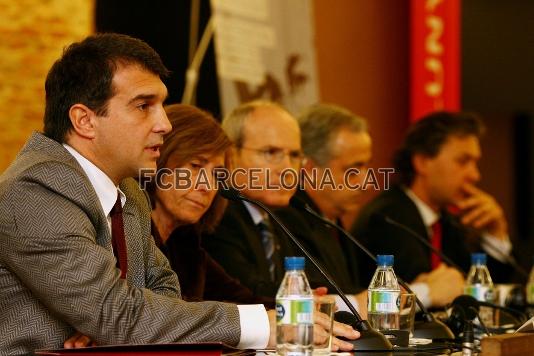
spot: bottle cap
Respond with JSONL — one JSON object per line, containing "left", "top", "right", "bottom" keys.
{"left": 284, "top": 256, "right": 305, "bottom": 270}
{"left": 377, "top": 254, "right": 394, "bottom": 267}
{"left": 471, "top": 253, "right": 487, "bottom": 265}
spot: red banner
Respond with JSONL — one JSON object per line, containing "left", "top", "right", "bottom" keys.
{"left": 410, "top": 0, "right": 460, "bottom": 121}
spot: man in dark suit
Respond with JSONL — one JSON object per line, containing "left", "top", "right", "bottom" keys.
{"left": 204, "top": 103, "right": 367, "bottom": 313}
{"left": 0, "top": 34, "right": 360, "bottom": 354}
{"left": 202, "top": 101, "right": 362, "bottom": 300}
{"left": 352, "top": 111, "right": 512, "bottom": 307}
{"left": 203, "top": 101, "right": 303, "bottom": 297}
{"left": 281, "top": 104, "right": 372, "bottom": 314}
{"left": 294, "top": 105, "right": 467, "bottom": 310}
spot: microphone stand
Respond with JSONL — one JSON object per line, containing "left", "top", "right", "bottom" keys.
{"left": 385, "top": 214, "right": 529, "bottom": 280}
{"left": 380, "top": 214, "right": 466, "bottom": 275}
{"left": 221, "top": 189, "right": 392, "bottom": 351}
{"left": 291, "top": 196, "right": 454, "bottom": 340}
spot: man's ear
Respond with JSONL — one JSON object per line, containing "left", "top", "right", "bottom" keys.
{"left": 302, "top": 156, "right": 316, "bottom": 171}
{"left": 412, "top": 153, "right": 430, "bottom": 176}
{"left": 68, "top": 104, "right": 97, "bottom": 139}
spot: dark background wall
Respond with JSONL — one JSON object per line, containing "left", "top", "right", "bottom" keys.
{"left": 462, "top": 1, "right": 534, "bottom": 269}
{"left": 95, "top": 0, "right": 221, "bottom": 118}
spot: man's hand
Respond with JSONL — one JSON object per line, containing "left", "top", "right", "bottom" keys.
{"left": 267, "top": 309, "right": 278, "bottom": 348}
{"left": 313, "top": 286, "right": 328, "bottom": 296}
{"left": 267, "top": 306, "right": 359, "bottom": 352}
{"left": 318, "top": 311, "right": 359, "bottom": 352}
{"left": 457, "top": 184, "right": 508, "bottom": 239}
{"left": 64, "top": 331, "right": 96, "bottom": 348}
{"left": 421, "top": 264, "right": 465, "bottom": 307}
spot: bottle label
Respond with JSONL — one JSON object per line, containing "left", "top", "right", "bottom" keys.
{"left": 276, "top": 297, "right": 313, "bottom": 325}
{"left": 368, "top": 290, "right": 400, "bottom": 313}
{"left": 464, "top": 285, "right": 495, "bottom": 302}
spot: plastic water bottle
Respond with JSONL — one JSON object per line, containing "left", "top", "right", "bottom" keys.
{"left": 368, "top": 254, "right": 401, "bottom": 331}
{"left": 526, "top": 256, "right": 534, "bottom": 305}
{"left": 464, "top": 253, "right": 496, "bottom": 326}
{"left": 276, "top": 256, "right": 314, "bottom": 356}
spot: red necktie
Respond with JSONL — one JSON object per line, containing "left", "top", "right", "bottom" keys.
{"left": 110, "top": 195, "right": 128, "bottom": 279}
{"left": 430, "top": 220, "right": 442, "bottom": 269}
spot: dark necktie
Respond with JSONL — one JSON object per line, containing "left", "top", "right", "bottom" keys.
{"left": 258, "top": 218, "right": 276, "bottom": 281}
{"left": 110, "top": 194, "right": 128, "bottom": 279}
{"left": 430, "top": 220, "right": 442, "bottom": 269}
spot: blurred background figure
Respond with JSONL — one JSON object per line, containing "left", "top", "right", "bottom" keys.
{"left": 277, "top": 103, "right": 371, "bottom": 313}
{"left": 353, "top": 111, "right": 514, "bottom": 307}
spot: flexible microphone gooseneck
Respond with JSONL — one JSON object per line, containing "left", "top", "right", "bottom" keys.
{"left": 376, "top": 214, "right": 466, "bottom": 275}
{"left": 382, "top": 214, "right": 530, "bottom": 281}
{"left": 445, "top": 216, "right": 529, "bottom": 280}
{"left": 289, "top": 195, "right": 455, "bottom": 340}
{"left": 220, "top": 188, "right": 392, "bottom": 351}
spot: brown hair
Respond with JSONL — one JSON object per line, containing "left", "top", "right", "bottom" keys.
{"left": 393, "top": 111, "right": 485, "bottom": 186}
{"left": 148, "top": 104, "right": 232, "bottom": 233}
{"left": 44, "top": 33, "right": 169, "bottom": 143}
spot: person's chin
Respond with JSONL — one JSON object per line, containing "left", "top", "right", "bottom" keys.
{"left": 140, "top": 159, "right": 158, "bottom": 171}
{"left": 264, "top": 193, "right": 292, "bottom": 208}
{"left": 177, "top": 216, "right": 200, "bottom": 226}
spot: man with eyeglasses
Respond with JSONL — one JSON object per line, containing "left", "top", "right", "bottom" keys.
{"left": 202, "top": 100, "right": 305, "bottom": 297}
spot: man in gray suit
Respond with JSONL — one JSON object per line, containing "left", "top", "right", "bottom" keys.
{"left": 0, "top": 33, "right": 358, "bottom": 354}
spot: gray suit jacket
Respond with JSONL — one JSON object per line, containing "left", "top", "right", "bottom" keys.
{"left": 0, "top": 133, "right": 240, "bottom": 354}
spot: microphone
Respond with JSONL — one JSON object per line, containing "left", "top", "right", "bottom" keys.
{"left": 446, "top": 295, "right": 526, "bottom": 337}
{"left": 220, "top": 188, "right": 392, "bottom": 351}
{"left": 375, "top": 213, "right": 466, "bottom": 275}
{"left": 290, "top": 195, "right": 455, "bottom": 340}
{"left": 446, "top": 295, "right": 484, "bottom": 338}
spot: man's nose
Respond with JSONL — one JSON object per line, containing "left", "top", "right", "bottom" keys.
{"left": 156, "top": 109, "right": 172, "bottom": 134}
{"left": 467, "top": 164, "right": 481, "bottom": 182}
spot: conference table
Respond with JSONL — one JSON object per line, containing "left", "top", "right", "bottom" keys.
{"left": 35, "top": 342, "right": 460, "bottom": 356}
{"left": 35, "top": 332, "right": 534, "bottom": 355}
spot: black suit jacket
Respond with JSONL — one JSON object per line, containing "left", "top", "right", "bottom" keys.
{"left": 155, "top": 224, "right": 274, "bottom": 308}
{"left": 276, "top": 190, "right": 365, "bottom": 294}
{"left": 202, "top": 201, "right": 296, "bottom": 297}
{"left": 352, "top": 185, "right": 511, "bottom": 285}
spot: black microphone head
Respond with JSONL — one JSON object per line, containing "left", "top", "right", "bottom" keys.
{"left": 219, "top": 187, "right": 243, "bottom": 202}
{"left": 505, "top": 285, "right": 527, "bottom": 309}
{"left": 452, "top": 295, "right": 479, "bottom": 320}
{"left": 289, "top": 194, "right": 308, "bottom": 210}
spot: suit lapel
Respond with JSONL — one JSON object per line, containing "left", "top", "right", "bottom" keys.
{"left": 121, "top": 197, "right": 145, "bottom": 286}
